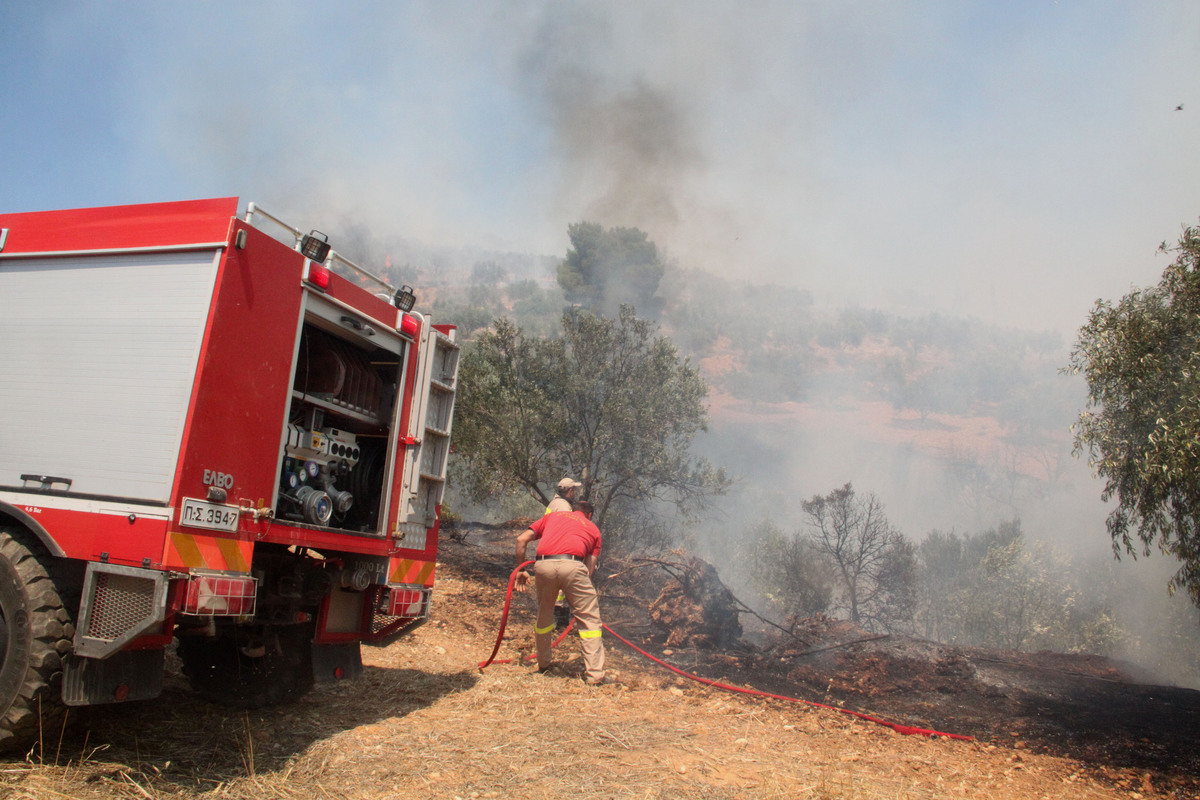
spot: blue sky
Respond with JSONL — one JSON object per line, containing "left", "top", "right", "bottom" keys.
{"left": 3, "top": 1, "right": 1198, "bottom": 334}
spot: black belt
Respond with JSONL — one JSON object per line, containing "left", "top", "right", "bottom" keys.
{"left": 537, "top": 554, "right": 584, "bottom": 561}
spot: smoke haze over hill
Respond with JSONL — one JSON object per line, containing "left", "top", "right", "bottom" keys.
{"left": 5, "top": 3, "right": 1200, "bottom": 334}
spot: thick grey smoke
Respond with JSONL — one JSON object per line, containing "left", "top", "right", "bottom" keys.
{"left": 515, "top": 5, "right": 706, "bottom": 240}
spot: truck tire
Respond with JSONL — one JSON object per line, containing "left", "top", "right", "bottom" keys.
{"left": 178, "top": 624, "right": 314, "bottom": 708}
{"left": 0, "top": 526, "right": 74, "bottom": 752}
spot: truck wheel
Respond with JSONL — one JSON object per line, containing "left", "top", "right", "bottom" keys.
{"left": 178, "top": 625, "right": 314, "bottom": 708}
{"left": 0, "top": 526, "right": 73, "bottom": 752}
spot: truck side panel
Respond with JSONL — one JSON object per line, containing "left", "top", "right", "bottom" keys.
{"left": 0, "top": 250, "right": 222, "bottom": 503}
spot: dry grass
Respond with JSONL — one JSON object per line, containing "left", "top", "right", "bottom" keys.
{"left": 0, "top": 558, "right": 1180, "bottom": 800}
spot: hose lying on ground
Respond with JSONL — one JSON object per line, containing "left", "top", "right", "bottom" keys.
{"left": 479, "top": 563, "right": 971, "bottom": 741}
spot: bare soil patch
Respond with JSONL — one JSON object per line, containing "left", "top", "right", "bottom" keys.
{"left": 1, "top": 528, "right": 1197, "bottom": 799}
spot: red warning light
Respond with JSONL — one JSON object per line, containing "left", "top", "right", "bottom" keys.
{"left": 400, "top": 313, "right": 420, "bottom": 338}
{"left": 309, "top": 263, "right": 331, "bottom": 291}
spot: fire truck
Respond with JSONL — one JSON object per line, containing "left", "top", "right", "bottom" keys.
{"left": 0, "top": 198, "right": 458, "bottom": 747}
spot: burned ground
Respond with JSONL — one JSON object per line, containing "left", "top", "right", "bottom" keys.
{"left": 603, "top": 545, "right": 1200, "bottom": 788}
{"left": 684, "top": 616, "right": 1200, "bottom": 779}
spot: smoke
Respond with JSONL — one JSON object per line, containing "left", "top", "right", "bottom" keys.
{"left": 514, "top": 5, "right": 706, "bottom": 240}
{"left": 498, "top": 2, "right": 1200, "bottom": 335}
{"left": 550, "top": 77, "right": 701, "bottom": 233}
{"left": 7, "top": 2, "right": 1199, "bottom": 335}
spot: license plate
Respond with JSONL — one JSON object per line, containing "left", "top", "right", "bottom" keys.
{"left": 180, "top": 498, "right": 240, "bottom": 532}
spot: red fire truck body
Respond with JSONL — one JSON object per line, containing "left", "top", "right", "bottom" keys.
{"left": 0, "top": 198, "right": 457, "bottom": 743}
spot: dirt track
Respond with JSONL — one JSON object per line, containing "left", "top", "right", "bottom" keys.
{"left": 1, "top": 531, "right": 1198, "bottom": 799}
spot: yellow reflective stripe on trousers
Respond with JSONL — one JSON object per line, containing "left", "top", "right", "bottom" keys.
{"left": 535, "top": 623, "right": 556, "bottom": 635}
{"left": 578, "top": 629, "right": 602, "bottom": 639}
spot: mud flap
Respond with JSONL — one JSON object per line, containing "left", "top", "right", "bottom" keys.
{"left": 311, "top": 642, "right": 362, "bottom": 683}
{"left": 61, "top": 650, "right": 165, "bottom": 706}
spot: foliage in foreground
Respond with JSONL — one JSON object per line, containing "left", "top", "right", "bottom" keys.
{"left": 1068, "top": 223, "right": 1200, "bottom": 605}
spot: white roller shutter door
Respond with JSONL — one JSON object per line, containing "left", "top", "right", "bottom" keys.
{"left": 0, "top": 250, "right": 221, "bottom": 502}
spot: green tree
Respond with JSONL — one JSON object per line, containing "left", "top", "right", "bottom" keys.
{"left": 916, "top": 523, "right": 1021, "bottom": 642}
{"left": 750, "top": 522, "right": 835, "bottom": 620}
{"left": 915, "top": 529, "right": 967, "bottom": 641}
{"left": 1067, "top": 223, "right": 1200, "bottom": 604}
{"left": 882, "top": 355, "right": 946, "bottom": 422}
{"left": 557, "top": 222, "right": 665, "bottom": 317}
{"left": 916, "top": 523, "right": 1122, "bottom": 654}
{"left": 448, "top": 318, "right": 565, "bottom": 500}
{"left": 470, "top": 260, "right": 507, "bottom": 285}
{"left": 959, "top": 536, "right": 1070, "bottom": 651}
{"left": 453, "top": 306, "right": 729, "bottom": 551}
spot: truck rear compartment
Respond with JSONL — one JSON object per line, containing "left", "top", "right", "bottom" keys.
{"left": 275, "top": 318, "right": 404, "bottom": 535}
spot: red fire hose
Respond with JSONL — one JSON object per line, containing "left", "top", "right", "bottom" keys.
{"left": 479, "top": 563, "right": 971, "bottom": 741}
{"left": 478, "top": 560, "right": 573, "bottom": 668}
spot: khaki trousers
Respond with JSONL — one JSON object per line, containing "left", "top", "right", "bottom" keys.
{"left": 533, "top": 559, "right": 604, "bottom": 682}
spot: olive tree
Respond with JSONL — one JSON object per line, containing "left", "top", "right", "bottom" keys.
{"left": 453, "top": 306, "right": 729, "bottom": 552}
{"left": 1067, "top": 222, "right": 1200, "bottom": 604}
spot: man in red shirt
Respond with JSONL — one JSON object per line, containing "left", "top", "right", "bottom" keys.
{"left": 515, "top": 501, "right": 605, "bottom": 684}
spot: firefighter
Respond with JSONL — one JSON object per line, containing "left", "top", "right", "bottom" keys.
{"left": 514, "top": 500, "right": 605, "bottom": 685}
{"left": 545, "top": 477, "right": 581, "bottom": 514}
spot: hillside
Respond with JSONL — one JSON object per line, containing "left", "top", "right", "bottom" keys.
{"left": 3, "top": 530, "right": 1198, "bottom": 800}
